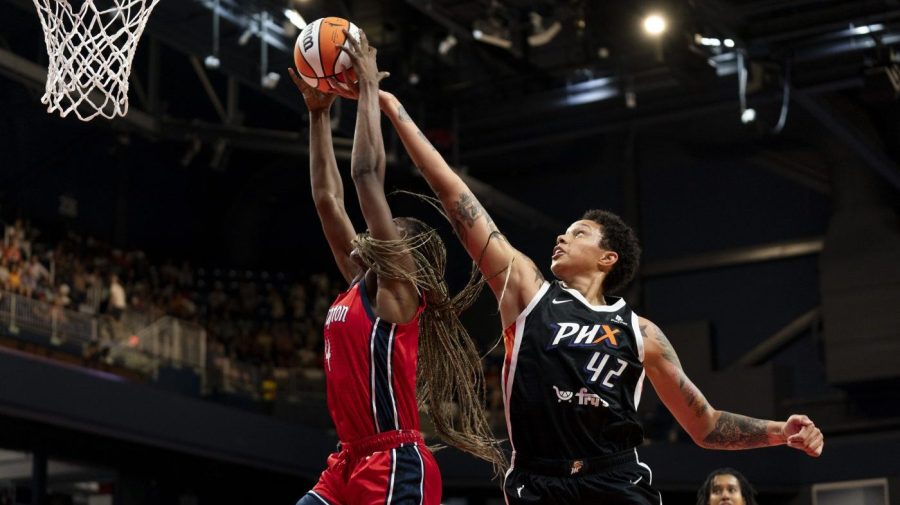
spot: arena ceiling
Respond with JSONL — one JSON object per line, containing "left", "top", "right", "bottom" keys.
{"left": 0, "top": 0, "right": 899, "bottom": 236}
{"left": 1, "top": 1, "right": 899, "bottom": 148}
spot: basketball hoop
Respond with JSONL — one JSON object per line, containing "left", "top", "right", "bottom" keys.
{"left": 32, "top": 0, "right": 160, "bottom": 121}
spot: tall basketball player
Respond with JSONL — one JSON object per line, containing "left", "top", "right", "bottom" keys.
{"left": 289, "top": 30, "right": 504, "bottom": 505}
{"left": 332, "top": 78, "right": 826, "bottom": 504}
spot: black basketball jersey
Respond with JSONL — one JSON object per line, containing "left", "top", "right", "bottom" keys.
{"left": 501, "top": 281, "right": 647, "bottom": 460}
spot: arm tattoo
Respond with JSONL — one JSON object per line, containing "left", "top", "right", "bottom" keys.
{"left": 397, "top": 104, "right": 412, "bottom": 123}
{"left": 416, "top": 130, "right": 437, "bottom": 151}
{"left": 640, "top": 322, "right": 681, "bottom": 367}
{"left": 680, "top": 374, "right": 709, "bottom": 418}
{"left": 531, "top": 264, "right": 545, "bottom": 285}
{"left": 454, "top": 192, "right": 484, "bottom": 229}
{"left": 703, "top": 412, "right": 770, "bottom": 449}
{"left": 642, "top": 321, "right": 708, "bottom": 417}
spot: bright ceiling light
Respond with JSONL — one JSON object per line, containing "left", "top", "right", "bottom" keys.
{"left": 643, "top": 14, "right": 667, "bottom": 36}
{"left": 284, "top": 8, "right": 306, "bottom": 30}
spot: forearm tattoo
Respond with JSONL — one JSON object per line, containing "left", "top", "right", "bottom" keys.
{"left": 703, "top": 412, "right": 770, "bottom": 449}
{"left": 454, "top": 192, "right": 483, "bottom": 229}
{"left": 416, "top": 130, "right": 437, "bottom": 151}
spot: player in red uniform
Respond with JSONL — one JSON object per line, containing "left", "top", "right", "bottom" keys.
{"left": 289, "top": 30, "right": 504, "bottom": 505}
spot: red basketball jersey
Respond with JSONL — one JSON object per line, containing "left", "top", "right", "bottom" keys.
{"left": 322, "top": 278, "right": 424, "bottom": 442}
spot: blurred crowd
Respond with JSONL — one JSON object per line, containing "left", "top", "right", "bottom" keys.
{"left": 0, "top": 218, "right": 341, "bottom": 373}
{"left": 0, "top": 218, "right": 545, "bottom": 436}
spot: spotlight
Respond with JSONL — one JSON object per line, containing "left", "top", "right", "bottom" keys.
{"left": 408, "top": 73, "right": 420, "bottom": 85}
{"left": 204, "top": 55, "right": 220, "bottom": 69}
{"left": 642, "top": 14, "right": 667, "bottom": 36}
{"left": 724, "top": 39, "right": 735, "bottom": 48}
{"left": 261, "top": 71, "right": 281, "bottom": 89}
{"left": 284, "top": 8, "right": 306, "bottom": 30}
{"left": 741, "top": 108, "right": 757, "bottom": 124}
{"left": 695, "top": 34, "right": 722, "bottom": 47}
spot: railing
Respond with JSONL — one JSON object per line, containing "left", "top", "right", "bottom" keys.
{"left": 0, "top": 290, "right": 206, "bottom": 384}
{"left": 0, "top": 289, "right": 335, "bottom": 422}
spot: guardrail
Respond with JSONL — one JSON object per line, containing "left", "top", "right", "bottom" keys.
{"left": 0, "top": 290, "right": 206, "bottom": 384}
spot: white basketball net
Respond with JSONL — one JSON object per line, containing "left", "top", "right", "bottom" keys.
{"left": 32, "top": 0, "right": 160, "bottom": 121}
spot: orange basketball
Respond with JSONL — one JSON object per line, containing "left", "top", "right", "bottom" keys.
{"left": 294, "top": 17, "right": 360, "bottom": 93}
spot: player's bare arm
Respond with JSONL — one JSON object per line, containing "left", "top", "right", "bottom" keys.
{"left": 379, "top": 91, "right": 543, "bottom": 326}
{"left": 288, "top": 68, "right": 359, "bottom": 284}
{"left": 640, "top": 317, "right": 824, "bottom": 457}
{"left": 342, "top": 30, "right": 419, "bottom": 323}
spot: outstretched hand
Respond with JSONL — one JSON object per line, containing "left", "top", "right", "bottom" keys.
{"left": 782, "top": 414, "right": 824, "bottom": 457}
{"left": 287, "top": 68, "right": 337, "bottom": 113}
{"left": 328, "top": 28, "right": 389, "bottom": 99}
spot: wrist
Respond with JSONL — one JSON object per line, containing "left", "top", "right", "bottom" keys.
{"left": 358, "top": 80, "right": 379, "bottom": 93}
{"left": 767, "top": 421, "right": 787, "bottom": 445}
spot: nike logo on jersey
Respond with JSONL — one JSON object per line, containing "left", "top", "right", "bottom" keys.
{"left": 551, "top": 298, "right": 572, "bottom": 304}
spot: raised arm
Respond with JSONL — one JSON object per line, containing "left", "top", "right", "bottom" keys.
{"left": 341, "top": 31, "right": 419, "bottom": 323}
{"left": 378, "top": 91, "right": 543, "bottom": 327}
{"left": 288, "top": 69, "right": 359, "bottom": 284}
{"left": 640, "top": 317, "right": 824, "bottom": 457}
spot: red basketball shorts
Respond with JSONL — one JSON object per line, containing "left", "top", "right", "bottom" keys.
{"left": 296, "top": 430, "right": 441, "bottom": 505}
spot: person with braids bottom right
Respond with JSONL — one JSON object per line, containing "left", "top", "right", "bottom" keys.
{"left": 351, "top": 78, "right": 826, "bottom": 504}
{"left": 289, "top": 29, "right": 504, "bottom": 505}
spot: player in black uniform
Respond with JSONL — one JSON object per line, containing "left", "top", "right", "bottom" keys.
{"left": 330, "top": 83, "right": 824, "bottom": 503}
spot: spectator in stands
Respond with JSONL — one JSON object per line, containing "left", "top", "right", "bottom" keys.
{"left": 0, "top": 258, "right": 9, "bottom": 289}
{"left": 697, "top": 468, "right": 759, "bottom": 505}
{"left": 22, "top": 256, "right": 50, "bottom": 298}
{"left": 3, "top": 238, "right": 22, "bottom": 264}
{"left": 108, "top": 274, "right": 127, "bottom": 320}
{"left": 7, "top": 263, "right": 22, "bottom": 295}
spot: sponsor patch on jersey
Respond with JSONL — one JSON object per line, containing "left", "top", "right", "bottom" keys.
{"left": 551, "top": 386, "right": 609, "bottom": 408}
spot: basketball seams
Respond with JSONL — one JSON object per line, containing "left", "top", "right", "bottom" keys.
{"left": 293, "top": 17, "right": 356, "bottom": 91}
{"left": 295, "top": 43, "right": 318, "bottom": 79}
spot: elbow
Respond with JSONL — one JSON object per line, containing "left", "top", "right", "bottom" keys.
{"left": 312, "top": 193, "right": 342, "bottom": 212}
{"left": 350, "top": 158, "right": 385, "bottom": 183}
{"left": 691, "top": 432, "right": 712, "bottom": 449}
{"left": 688, "top": 410, "right": 720, "bottom": 449}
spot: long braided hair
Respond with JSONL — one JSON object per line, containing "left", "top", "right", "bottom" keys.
{"left": 352, "top": 216, "right": 508, "bottom": 475}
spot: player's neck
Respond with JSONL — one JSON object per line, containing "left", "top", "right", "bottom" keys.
{"left": 560, "top": 274, "right": 607, "bottom": 306}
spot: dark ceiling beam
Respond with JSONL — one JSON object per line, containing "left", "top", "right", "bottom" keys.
{"left": 642, "top": 237, "right": 824, "bottom": 278}
{"left": 403, "top": 0, "right": 555, "bottom": 86}
{"left": 0, "top": 44, "right": 563, "bottom": 235}
{"left": 733, "top": 307, "right": 821, "bottom": 367}
{"left": 459, "top": 77, "right": 863, "bottom": 160}
{"left": 793, "top": 90, "right": 900, "bottom": 191}
{"left": 405, "top": 0, "right": 475, "bottom": 43}
{"left": 750, "top": 150, "right": 831, "bottom": 195}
